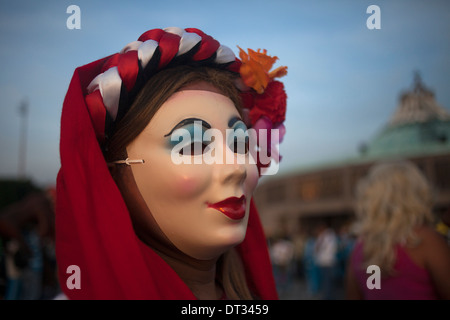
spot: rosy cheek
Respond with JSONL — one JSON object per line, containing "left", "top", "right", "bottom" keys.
{"left": 173, "top": 174, "right": 206, "bottom": 199}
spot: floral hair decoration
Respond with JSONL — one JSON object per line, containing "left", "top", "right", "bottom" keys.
{"left": 85, "top": 27, "right": 287, "bottom": 174}
{"left": 237, "top": 47, "right": 288, "bottom": 172}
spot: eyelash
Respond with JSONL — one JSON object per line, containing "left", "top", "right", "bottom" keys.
{"left": 179, "top": 141, "right": 210, "bottom": 156}
{"left": 229, "top": 136, "right": 249, "bottom": 155}
{"left": 178, "top": 137, "right": 249, "bottom": 156}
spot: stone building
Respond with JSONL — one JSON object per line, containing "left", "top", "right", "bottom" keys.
{"left": 254, "top": 74, "right": 450, "bottom": 238}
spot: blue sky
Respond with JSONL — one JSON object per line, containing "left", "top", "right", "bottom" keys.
{"left": 0, "top": 0, "right": 449, "bottom": 187}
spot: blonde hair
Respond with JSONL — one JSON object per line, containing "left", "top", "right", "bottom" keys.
{"left": 354, "top": 160, "right": 435, "bottom": 275}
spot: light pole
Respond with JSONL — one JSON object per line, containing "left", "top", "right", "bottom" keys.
{"left": 18, "top": 99, "right": 28, "bottom": 179}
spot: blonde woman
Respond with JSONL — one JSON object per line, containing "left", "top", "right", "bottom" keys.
{"left": 346, "top": 160, "right": 450, "bottom": 299}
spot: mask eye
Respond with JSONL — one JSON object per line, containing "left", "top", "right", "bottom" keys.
{"left": 170, "top": 121, "right": 211, "bottom": 156}
{"left": 229, "top": 129, "right": 249, "bottom": 155}
{"left": 179, "top": 141, "right": 210, "bottom": 156}
{"left": 227, "top": 119, "right": 249, "bottom": 155}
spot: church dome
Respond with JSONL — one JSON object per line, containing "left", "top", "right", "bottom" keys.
{"left": 364, "top": 73, "right": 450, "bottom": 158}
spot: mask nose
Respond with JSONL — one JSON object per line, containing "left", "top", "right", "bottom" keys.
{"left": 216, "top": 138, "right": 248, "bottom": 187}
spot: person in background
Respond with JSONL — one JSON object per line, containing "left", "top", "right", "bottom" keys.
{"left": 270, "top": 235, "right": 294, "bottom": 296}
{"left": 302, "top": 228, "right": 320, "bottom": 298}
{"left": 336, "top": 223, "right": 355, "bottom": 288}
{"left": 435, "top": 206, "right": 450, "bottom": 246}
{"left": 0, "top": 190, "right": 55, "bottom": 299}
{"left": 314, "top": 222, "right": 338, "bottom": 300}
{"left": 346, "top": 160, "right": 450, "bottom": 300}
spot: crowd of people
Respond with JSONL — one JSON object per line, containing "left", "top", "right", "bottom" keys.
{"left": 269, "top": 160, "right": 450, "bottom": 300}
{"left": 269, "top": 221, "right": 355, "bottom": 300}
{"left": 0, "top": 188, "right": 61, "bottom": 300}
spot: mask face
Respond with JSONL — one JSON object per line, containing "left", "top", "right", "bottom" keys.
{"left": 127, "top": 89, "right": 259, "bottom": 260}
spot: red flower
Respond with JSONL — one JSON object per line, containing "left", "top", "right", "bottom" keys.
{"left": 248, "top": 81, "right": 287, "bottom": 126}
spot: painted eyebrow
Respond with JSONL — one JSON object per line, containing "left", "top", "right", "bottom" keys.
{"left": 228, "top": 116, "right": 244, "bottom": 128}
{"left": 164, "top": 118, "right": 211, "bottom": 137}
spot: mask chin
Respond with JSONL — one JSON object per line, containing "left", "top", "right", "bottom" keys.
{"left": 171, "top": 236, "right": 245, "bottom": 261}
{"left": 158, "top": 205, "right": 250, "bottom": 261}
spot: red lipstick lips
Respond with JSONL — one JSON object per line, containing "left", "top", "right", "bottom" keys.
{"left": 208, "top": 195, "right": 246, "bottom": 220}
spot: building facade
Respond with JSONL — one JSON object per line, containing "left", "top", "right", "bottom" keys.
{"left": 254, "top": 75, "right": 450, "bottom": 237}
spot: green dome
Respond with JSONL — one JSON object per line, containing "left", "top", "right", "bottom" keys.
{"left": 364, "top": 74, "right": 450, "bottom": 158}
{"left": 366, "top": 119, "right": 450, "bottom": 157}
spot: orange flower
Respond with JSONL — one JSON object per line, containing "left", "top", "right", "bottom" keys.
{"left": 238, "top": 46, "right": 287, "bottom": 94}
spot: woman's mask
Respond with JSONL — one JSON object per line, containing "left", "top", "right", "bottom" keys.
{"left": 127, "top": 89, "right": 259, "bottom": 260}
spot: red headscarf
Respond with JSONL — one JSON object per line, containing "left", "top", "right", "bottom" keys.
{"left": 56, "top": 28, "right": 279, "bottom": 300}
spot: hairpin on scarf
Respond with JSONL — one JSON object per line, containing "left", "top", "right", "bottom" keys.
{"left": 109, "top": 158, "right": 145, "bottom": 166}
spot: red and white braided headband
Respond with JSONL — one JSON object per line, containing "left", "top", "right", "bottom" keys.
{"left": 85, "top": 27, "right": 240, "bottom": 141}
